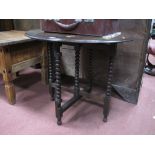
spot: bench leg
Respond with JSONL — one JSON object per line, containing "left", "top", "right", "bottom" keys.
{"left": 2, "top": 70, "right": 16, "bottom": 105}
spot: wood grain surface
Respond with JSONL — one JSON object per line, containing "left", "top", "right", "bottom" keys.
{"left": 0, "top": 30, "right": 32, "bottom": 46}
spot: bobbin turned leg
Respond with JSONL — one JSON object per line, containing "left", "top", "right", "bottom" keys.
{"left": 74, "top": 45, "right": 81, "bottom": 97}
{"left": 54, "top": 43, "right": 62, "bottom": 125}
{"left": 103, "top": 55, "right": 114, "bottom": 122}
{"left": 48, "top": 43, "right": 55, "bottom": 101}
{"left": 87, "top": 49, "right": 93, "bottom": 93}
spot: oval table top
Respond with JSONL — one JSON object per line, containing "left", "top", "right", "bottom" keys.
{"left": 25, "top": 29, "right": 135, "bottom": 44}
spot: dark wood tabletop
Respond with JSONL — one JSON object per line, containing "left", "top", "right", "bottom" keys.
{"left": 25, "top": 29, "right": 135, "bottom": 44}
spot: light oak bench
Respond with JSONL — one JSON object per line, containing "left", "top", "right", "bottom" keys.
{"left": 0, "top": 30, "right": 47, "bottom": 104}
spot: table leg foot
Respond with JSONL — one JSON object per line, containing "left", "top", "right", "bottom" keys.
{"left": 57, "top": 120, "right": 62, "bottom": 126}
{"left": 103, "top": 117, "right": 107, "bottom": 122}
{"left": 103, "top": 96, "right": 110, "bottom": 122}
{"left": 56, "top": 105, "right": 62, "bottom": 125}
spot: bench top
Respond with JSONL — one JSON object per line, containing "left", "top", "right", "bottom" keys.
{"left": 0, "top": 30, "right": 34, "bottom": 46}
